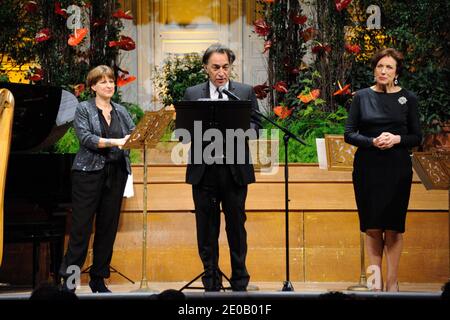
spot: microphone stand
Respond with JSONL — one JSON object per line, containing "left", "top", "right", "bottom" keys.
{"left": 254, "top": 109, "right": 306, "bottom": 291}
{"left": 222, "top": 88, "right": 306, "bottom": 291}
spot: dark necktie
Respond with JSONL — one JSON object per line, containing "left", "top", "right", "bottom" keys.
{"left": 217, "top": 88, "right": 223, "bottom": 99}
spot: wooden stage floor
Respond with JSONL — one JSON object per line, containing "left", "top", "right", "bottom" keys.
{"left": 0, "top": 281, "right": 445, "bottom": 297}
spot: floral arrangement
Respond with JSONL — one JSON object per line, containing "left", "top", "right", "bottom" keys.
{"left": 0, "top": 0, "right": 137, "bottom": 93}
{"left": 0, "top": 1, "right": 143, "bottom": 156}
{"left": 153, "top": 53, "right": 208, "bottom": 106}
{"left": 253, "top": 0, "right": 359, "bottom": 117}
{"left": 252, "top": 0, "right": 362, "bottom": 162}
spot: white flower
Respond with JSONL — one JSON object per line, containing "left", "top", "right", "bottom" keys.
{"left": 398, "top": 96, "right": 408, "bottom": 105}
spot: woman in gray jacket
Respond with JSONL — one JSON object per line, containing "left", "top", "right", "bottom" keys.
{"left": 59, "top": 65, "right": 135, "bottom": 293}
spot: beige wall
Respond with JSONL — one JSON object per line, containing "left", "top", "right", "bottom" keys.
{"left": 117, "top": 0, "right": 267, "bottom": 110}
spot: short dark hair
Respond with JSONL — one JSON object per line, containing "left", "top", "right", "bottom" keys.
{"left": 202, "top": 43, "right": 236, "bottom": 65}
{"left": 86, "top": 65, "right": 115, "bottom": 88}
{"left": 371, "top": 48, "right": 404, "bottom": 76}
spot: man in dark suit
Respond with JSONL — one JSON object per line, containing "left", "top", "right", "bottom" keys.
{"left": 183, "top": 43, "right": 261, "bottom": 291}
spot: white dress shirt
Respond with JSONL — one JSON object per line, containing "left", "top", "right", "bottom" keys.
{"left": 209, "top": 81, "right": 229, "bottom": 100}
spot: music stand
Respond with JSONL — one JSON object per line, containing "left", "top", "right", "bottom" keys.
{"left": 123, "top": 108, "right": 175, "bottom": 292}
{"left": 81, "top": 264, "right": 134, "bottom": 284}
{"left": 412, "top": 151, "right": 450, "bottom": 289}
{"left": 174, "top": 100, "right": 251, "bottom": 291}
{"left": 174, "top": 100, "right": 251, "bottom": 133}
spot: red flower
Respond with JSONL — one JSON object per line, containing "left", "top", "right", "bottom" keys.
{"left": 333, "top": 82, "right": 351, "bottom": 96}
{"left": 253, "top": 84, "right": 270, "bottom": 99}
{"left": 108, "top": 36, "right": 136, "bottom": 51}
{"left": 335, "top": 0, "right": 352, "bottom": 12}
{"left": 298, "top": 89, "right": 320, "bottom": 103}
{"left": 35, "top": 28, "right": 51, "bottom": 43}
{"left": 273, "top": 106, "right": 293, "bottom": 119}
{"left": 24, "top": 1, "right": 37, "bottom": 14}
{"left": 29, "top": 68, "right": 44, "bottom": 82}
{"left": 301, "top": 27, "right": 316, "bottom": 42}
{"left": 253, "top": 19, "right": 271, "bottom": 37}
{"left": 92, "top": 18, "right": 106, "bottom": 28}
{"left": 68, "top": 28, "right": 88, "bottom": 47}
{"left": 312, "top": 43, "right": 331, "bottom": 54}
{"left": 288, "top": 67, "right": 300, "bottom": 75}
{"left": 292, "top": 15, "right": 307, "bottom": 25}
{"left": 113, "top": 9, "right": 133, "bottom": 20}
{"left": 55, "top": 2, "right": 68, "bottom": 18}
{"left": 73, "top": 84, "right": 85, "bottom": 97}
{"left": 262, "top": 0, "right": 275, "bottom": 3}
{"left": 345, "top": 43, "right": 361, "bottom": 54}
{"left": 117, "top": 73, "right": 137, "bottom": 87}
{"left": 273, "top": 81, "right": 288, "bottom": 93}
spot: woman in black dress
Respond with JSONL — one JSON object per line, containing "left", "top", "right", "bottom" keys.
{"left": 344, "top": 48, "right": 422, "bottom": 291}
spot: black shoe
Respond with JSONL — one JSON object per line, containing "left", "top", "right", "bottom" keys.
{"left": 231, "top": 286, "right": 247, "bottom": 292}
{"left": 202, "top": 270, "right": 222, "bottom": 292}
{"left": 89, "top": 278, "right": 111, "bottom": 293}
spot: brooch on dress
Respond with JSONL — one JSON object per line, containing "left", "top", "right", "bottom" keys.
{"left": 398, "top": 96, "right": 408, "bottom": 105}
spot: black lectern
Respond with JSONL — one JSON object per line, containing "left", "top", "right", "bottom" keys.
{"left": 175, "top": 100, "right": 251, "bottom": 134}
{"left": 174, "top": 99, "right": 252, "bottom": 291}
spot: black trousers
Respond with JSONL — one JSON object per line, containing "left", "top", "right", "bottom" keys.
{"left": 192, "top": 165, "right": 250, "bottom": 291}
{"left": 59, "top": 163, "right": 128, "bottom": 279}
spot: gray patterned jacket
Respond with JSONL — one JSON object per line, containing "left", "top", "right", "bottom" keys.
{"left": 72, "top": 98, "right": 136, "bottom": 174}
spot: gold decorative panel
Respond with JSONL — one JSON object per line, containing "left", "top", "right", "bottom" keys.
{"left": 324, "top": 135, "right": 357, "bottom": 171}
{"left": 412, "top": 151, "right": 450, "bottom": 190}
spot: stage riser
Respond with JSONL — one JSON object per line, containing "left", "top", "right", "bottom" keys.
{"left": 124, "top": 165, "right": 447, "bottom": 211}
{"left": 103, "top": 211, "right": 447, "bottom": 283}
{"left": 0, "top": 165, "right": 447, "bottom": 285}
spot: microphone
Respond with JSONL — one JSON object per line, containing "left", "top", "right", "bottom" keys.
{"left": 219, "top": 87, "right": 240, "bottom": 101}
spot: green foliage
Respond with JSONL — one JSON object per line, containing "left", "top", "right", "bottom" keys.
{"left": 153, "top": 53, "right": 208, "bottom": 106}
{"left": 406, "top": 63, "right": 450, "bottom": 133}
{"left": 53, "top": 127, "right": 80, "bottom": 154}
{"left": 382, "top": 0, "right": 450, "bottom": 133}
{"left": 264, "top": 106, "right": 348, "bottom": 163}
{"left": 282, "top": 69, "right": 327, "bottom": 109}
{"left": 129, "top": 149, "right": 142, "bottom": 164}
{"left": 121, "top": 102, "right": 144, "bottom": 124}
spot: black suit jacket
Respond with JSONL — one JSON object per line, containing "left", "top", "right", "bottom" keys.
{"left": 183, "top": 81, "right": 262, "bottom": 186}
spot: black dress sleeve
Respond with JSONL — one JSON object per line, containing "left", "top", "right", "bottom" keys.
{"left": 344, "top": 92, "right": 374, "bottom": 148}
{"left": 398, "top": 92, "right": 422, "bottom": 147}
